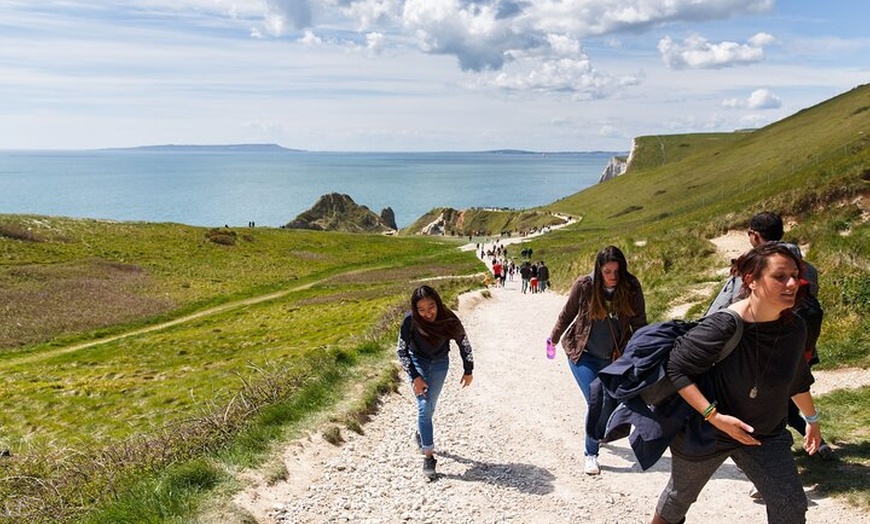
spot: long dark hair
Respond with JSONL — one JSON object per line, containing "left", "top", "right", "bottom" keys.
{"left": 735, "top": 241, "right": 803, "bottom": 300}
{"left": 410, "top": 285, "right": 465, "bottom": 344}
{"left": 590, "top": 245, "right": 637, "bottom": 320}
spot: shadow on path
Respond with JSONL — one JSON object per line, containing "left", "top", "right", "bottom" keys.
{"left": 436, "top": 451, "right": 556, "bottom": 495}
{"left": 603, "top": 440, "right": 757, "bottom": 480}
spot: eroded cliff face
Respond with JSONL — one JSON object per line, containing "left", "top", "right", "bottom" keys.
{"left": 284, "top": 193, "right": 397, "bottom": 233}
{"left": 598, "top": 155, "right": 629, "bottom": 183}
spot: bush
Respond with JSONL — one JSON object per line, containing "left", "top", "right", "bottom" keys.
{"left": 205, "top": 228, "right": 237, "bottom": 246}
{"left": 322, "top": 426, "right": 343, "bottom": 445}
{"left": 0, "top": 223, "right": 40, "bottom": 242}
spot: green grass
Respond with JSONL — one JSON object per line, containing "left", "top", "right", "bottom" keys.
{"left": 0, "top": 216, "right": 482, "bottom": 522}
{"left": 793, "top": 387, "right": 870, "bottom": 509}
{"left": 82, "top": 458, "right": 229, "bottom": 524}
{"left": 0, "top": 295, "right": 425, "bottom": 523}
{"left": 0, "top": 85, "right": 867, "bottom": 522}
{"left": 0, "top": 217, "right": 479, "bottom": 352}
{"left": 0, "top": 267, "right": 476, "bottom": 448}
{"left": 526, "top": 84, "right": 870, "bottom": 367}
{"left": 403, "top": 207, "right": 569, "bottom": 236}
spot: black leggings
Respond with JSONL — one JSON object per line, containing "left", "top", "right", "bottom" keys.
{"left": 657, "top": 431, "right": 807, "bottom": 524}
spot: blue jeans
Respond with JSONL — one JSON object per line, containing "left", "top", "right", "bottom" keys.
{"left": 567, "top": 351, "right": 611, "bottom": 456}
{"left": 409, "top": 353, "right": 449, "bottom": 453}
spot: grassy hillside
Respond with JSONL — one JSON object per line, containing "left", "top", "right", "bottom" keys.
{"left": 0, "top": 217, "right": 483, "bottom": 522}
{"left": 0, "top": 218, "right": 478, "bottom": 351}
{"left": 531, "top": 84, "right": 869, "bottom": 368}
{"left": 0, "top": 84, "right": 867, "bottom": 522}
{"left": 547, "top": 85, "right": 868, "bottom": 232}
{"left": 404, "top": 207, "right": 569, "bottom": 236}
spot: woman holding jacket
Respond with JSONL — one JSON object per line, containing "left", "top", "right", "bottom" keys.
{"left": 549, "top": 245, "right": 647, "bottom": 475}
{"left": 651, "top": 242, "right": 822, "bottom": 524}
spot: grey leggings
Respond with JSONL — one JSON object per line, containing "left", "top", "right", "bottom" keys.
{"left": 657, "top": 431, "right": 807, "bottom": 524}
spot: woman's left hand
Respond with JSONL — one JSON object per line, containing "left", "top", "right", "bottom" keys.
{"left": 804, "top": 422, "right": 822, "bottom": 455}
{"left": 791, "top": 392, "right": 822, "bottom": 454}
{"left": 460, "top": 374, "right": 473, "bottom": 388}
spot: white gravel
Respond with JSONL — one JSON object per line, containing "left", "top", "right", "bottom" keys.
{"left": 234, "top": 274, "right": 869, "bottom": 524}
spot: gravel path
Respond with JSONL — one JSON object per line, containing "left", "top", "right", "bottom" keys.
{"left": 234, "top": 273, "right": 869, "bottom": 524}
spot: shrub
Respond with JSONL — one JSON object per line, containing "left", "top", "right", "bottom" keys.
{"left": 205, "top": 228, "right": 237, "bottom": 246}
{"left": 322, "top": 426, "right": 343, "bottom": 445}
{"left": 0, "top": 223, "right": 40, "bottom": 242}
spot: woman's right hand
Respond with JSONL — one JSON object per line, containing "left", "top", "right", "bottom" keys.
{"left": 708, "top": 412, "right": 760, "bottom": 446}
{"left": 412, "top": 376, "right": 429, "bottom": 397}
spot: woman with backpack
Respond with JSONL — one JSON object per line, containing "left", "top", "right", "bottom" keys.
{"left": 396, "top": 285, "right": 474, "bottom": 480}
{"left": 651, "top": 242, "right": 822, "bottom": 524}
{"left": 549, "top": 245, "right": 647, "bottom": 475}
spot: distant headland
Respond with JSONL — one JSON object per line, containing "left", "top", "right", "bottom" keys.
{"left": 100, "top": 143, "right": 306, "bottom": 153}
{"left": 97, "top": 144, "right": 614, "bottom": 155}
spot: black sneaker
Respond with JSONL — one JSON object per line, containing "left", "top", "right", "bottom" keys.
{"left": 817, "top": 442, "right": 835, "bottom": 461}
{"left": 422, "top": 456, "right": 437, "bottom": 479}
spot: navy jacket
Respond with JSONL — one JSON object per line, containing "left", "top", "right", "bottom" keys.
{"left": 587, "top": 310, "right": 742, "bottom": 470}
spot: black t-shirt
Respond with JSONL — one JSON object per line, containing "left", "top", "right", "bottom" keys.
{"left": 668, "top": 310, "right": 812, "bottom": 445}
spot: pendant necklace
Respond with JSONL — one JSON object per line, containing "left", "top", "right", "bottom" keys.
{"left": 748, "top": 304, "right": 778, "bottom": 399}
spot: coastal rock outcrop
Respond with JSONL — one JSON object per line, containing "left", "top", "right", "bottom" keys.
{"left": 598, "top": 155, "right": 629, "bottom": 183}
{"left": 284, "top": 193, "right": 397, "bottom": 233}
{"left": 380, "top": 207, "right": 397, "bottom": 231}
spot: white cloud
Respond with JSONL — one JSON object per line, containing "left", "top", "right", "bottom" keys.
{"left": 547, "top": 34, "right": 582, "bottom": 57}
{"left": 748, "top": 32, "right": 776, "bottom": 47}
{"left": 658, "top": 32, "right": 774, "bottom": 69}
{"left": 747, "top": 88, "right": 781, "bottom": 109}
{"left": 365, "top": 32, "right": 386, "bottom": 54}
{"left": 299, "top": 29, "right": 324, "bottom": 45}
{"left": 263, "top": 0, "right": 313, "bottom": 30}
{"left": 722, "top": 88, "right": 782, "bottom": 109}
{"left": 487, "top": 56, "right": 614, "bottom": 97}
{"left": 0, "top": 1, "right": 864, "bottom": 152}
{"left": 336, "top": 0, "right": 403, "bottom": 30}
{"left": 397, "top": 0, "right": 776, "bottom": 72}
{"left": 123, "top": 1, "right": 782, "bottom": 79}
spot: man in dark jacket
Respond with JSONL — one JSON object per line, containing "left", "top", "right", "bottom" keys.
{"left": 537, "top": 261, "right": 550, "bottom": 292}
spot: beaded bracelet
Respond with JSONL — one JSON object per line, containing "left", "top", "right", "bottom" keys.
{"left": 803, "top": 410, "right": 821, "bottom": 424}
{"left": 703, "top": 407, "right": 718, "bottom": 421}
{"left": 702, "top": 401, "right": 718, "bottom": 420}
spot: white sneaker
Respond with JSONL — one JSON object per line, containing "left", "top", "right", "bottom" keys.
{"left": 584, "top": 455, "right": 600, "bottom": 475}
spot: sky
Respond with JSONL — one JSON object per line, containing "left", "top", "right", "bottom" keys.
{"left": 1, "top": 0, "right": 868, "bottom": 152}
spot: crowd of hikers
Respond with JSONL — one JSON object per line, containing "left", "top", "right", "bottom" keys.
{"left": 397, "top": 211, "right": 831, "bottom": 524}
{"left": 478, "top": 241, "right": 550, "bottom": 293}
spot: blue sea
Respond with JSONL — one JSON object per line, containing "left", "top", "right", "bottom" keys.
{"left": 0, "top": 149, "right": 620, "bottom": 229}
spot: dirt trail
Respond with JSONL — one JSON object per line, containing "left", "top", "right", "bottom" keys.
{"left": 233, "top": 233, "right": 869, "bottom": 524}
{"left": 0, "top": 266, "right": 389, "bottom": 369}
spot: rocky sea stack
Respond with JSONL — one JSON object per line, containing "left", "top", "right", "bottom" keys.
{"left": 284, "top": 193, "right": 397, "bottom": 233}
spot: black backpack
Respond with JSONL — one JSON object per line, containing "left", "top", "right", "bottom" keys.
{"left": 794, "top": 281, "right": 823, "bottom": 365}
{"left": 598, "top": 308, "right": 744, "bottom": 407}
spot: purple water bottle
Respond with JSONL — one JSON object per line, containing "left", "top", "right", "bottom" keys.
{"left": 546, "top": 337, "right": 556, "bottom": 360}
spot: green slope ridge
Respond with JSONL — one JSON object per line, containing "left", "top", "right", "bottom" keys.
{"left": 0, "top": 84, "right": 866, "bottom": 523}
{"left": 530, "top": 84, "right": 868, "bottom": 366}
